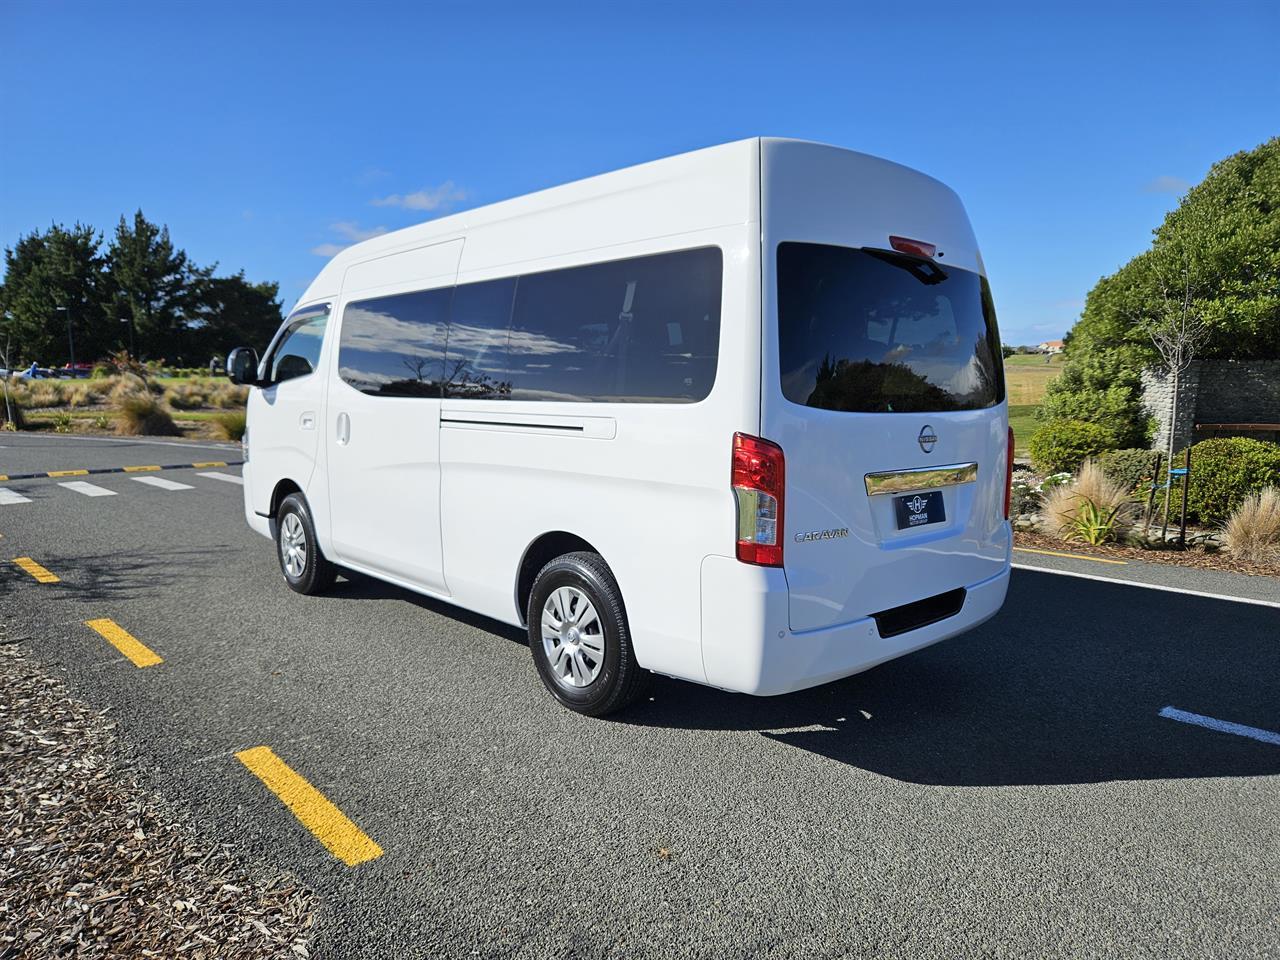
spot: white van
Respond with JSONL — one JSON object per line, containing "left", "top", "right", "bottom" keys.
{"left": 227, "top": 138, "right": 1012, "bottom": 716}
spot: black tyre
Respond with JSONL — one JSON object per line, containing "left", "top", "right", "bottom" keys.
{"left": 275, "top": 492, "right": 337, "bottom": 595}
{"left": 527, "top": 551, "right": 648, "bottom": 717}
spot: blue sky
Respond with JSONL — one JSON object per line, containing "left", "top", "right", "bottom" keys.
{"left": 2, "top": 0, "right": 1277, "bottom": 346}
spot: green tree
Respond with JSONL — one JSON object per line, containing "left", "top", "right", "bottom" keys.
{"left": 1042, "top": 136, "right": 1280, "bottom": 445}
{"left": 187, "top": 271, "right": 284, "bottom": 360}
{"left": 104, "top": 211, "right": 200, "bottom": 362}
{"left": 0, "top": 223, "right": 108, "bottom": 365}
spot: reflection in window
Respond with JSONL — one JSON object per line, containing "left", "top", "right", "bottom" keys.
{"left": 443, "top": 278, "right": 515, "bottom": 399}
{"left": 338, "top": 287, "right": 451, "bottom": 397}
{"left": 332, "top": 246, "right": 724, "bottom": 404}
{"left": 507, "top": 247, "right": 722, "bottom": 402}
{"left": 777, "top": 243, "right": 1003, "bottom": 413}
{"left": 270, "top": 309, "right": 328, "bottom": 384}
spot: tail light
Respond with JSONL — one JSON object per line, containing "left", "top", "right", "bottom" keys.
{"left": 732, "top": 432, "right": 785, "bottom": 566}
{"left": 1003, "top": 426, "right": 1015, "bottom": 520}
{"left": 889, "top": 235, "right": 937, "bottom": 259}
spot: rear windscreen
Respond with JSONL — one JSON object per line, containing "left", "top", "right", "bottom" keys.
{"left": 776, "top": 242, "right": 1004, "bottom": 413}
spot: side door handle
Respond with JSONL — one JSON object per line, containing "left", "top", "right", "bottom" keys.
{"left": 335, "top": 412, "right": 350, "bottom": 445}
{"left": 300, "top": 411, "right": 316, "bottom": 430}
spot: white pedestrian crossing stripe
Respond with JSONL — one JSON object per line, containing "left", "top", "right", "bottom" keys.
{"left": 130, "top": 476, "right": 193, "bottom": 491}
{"left": 59, "top": 480, "right": 117, "bottom": 497}
{"left": 198, "top": 471, "right": 244, "bottom": 485}
{"left": 0, "top": 487, "right": 32, "bottom": 505}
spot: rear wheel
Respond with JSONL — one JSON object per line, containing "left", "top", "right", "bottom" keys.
{"left": 527, "top": 551, "right": 647, "bottom": 716}
{"left": 275, "top": 492, "right": 337, "bottom": 595}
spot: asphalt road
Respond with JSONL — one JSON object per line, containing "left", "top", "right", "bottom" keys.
{"left": 3, "top": 433, "right": 1278, "bottom": 959}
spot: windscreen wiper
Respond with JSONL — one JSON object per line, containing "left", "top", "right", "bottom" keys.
{"left": 862, "top": 247, "right": 948, "bottom": 286}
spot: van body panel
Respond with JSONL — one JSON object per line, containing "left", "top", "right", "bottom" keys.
{"left": 438, "top": 221, "right": 757, "bottom": 684}
{"left": 759, "top": 139, "right": 1009, "bottom": 633}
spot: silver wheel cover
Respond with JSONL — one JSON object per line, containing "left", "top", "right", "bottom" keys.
{"left": 280, "top": 512, "right": 307, "bottom": 579}
{"left": 541, "top": 585, "right": 605, "bottom": 689}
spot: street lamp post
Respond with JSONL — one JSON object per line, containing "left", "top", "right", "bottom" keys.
{"left": 122, "top": 314, "right": 136, "bottom": 357}
{"left": 55, "top": 305, "right": 76, "bottom": 372}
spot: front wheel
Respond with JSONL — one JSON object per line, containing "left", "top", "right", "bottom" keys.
{"left": 527, "top": 552, "right": 648, "bottom": 717}
{"left": 275, "top": 492, "right": 337, "bottom": 595}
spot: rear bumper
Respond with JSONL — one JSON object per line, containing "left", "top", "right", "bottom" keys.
{"left": 700, "top": 557, "right": 1009, "bottom": 696}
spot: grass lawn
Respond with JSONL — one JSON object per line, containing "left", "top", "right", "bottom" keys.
{"left": 1003, "top": 353, "right": 1064, "bottom": 406}
{"left": 1008, "top": 404, "right": 1039, "bottom": 456}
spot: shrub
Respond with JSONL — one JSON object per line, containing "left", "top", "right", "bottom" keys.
{"left": 25, "top": 380, "right": 65, "bottom": 408}
{"left": 52, "top": 412, "right": 74, "bottom": 433}
{"left": 1029, "top": 420, "right": 1115, "bottom": 473}
{"left": 108, "top": 373, "right": 150, "bottom": 403}
{"left": 63, "top": 381, "right": 103, "bottom": 408}
{"left": 213, "top": 411, "right": 247, "bottom": 441}
{"left": 1221, "top": 487, "right": 1280, "bottom": 564}
{"left": 92, "top": 414, "right": 110, "bottom": 430}
{"left": 1037, "top": 460, "right": 1136, "bottom": 544}
{"left": 1096, "top": 448, "right": 1163, "bottom": 495}
{"left": 90, "top": 363, "right": 113, "bottom": 379}
{"left": 209, "top": 382, "right": 249, "bottom": 409}
{"left": 1037, "top": 349, "right": 1150, "bottom": 448}
{"left": 114, "top": 392, "right": 179, "bottom": 437}
{"left": 1172, "top": 437, "right": 1280, "bottom": 524}
{"left": 165, "top": 383, "right": 208, "bottom": 410}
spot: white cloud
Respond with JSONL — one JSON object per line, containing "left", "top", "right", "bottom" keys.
{"left": 1144, "top": 174, "right": 1191, "bottom": 195}
{"left": 310, "top": 221, "right": 390, "bottom": 257}
{"left": 331, "top": 221, "right": 389, "bottom": 242}
{"left": 370, "top": 180, "right": 467, "bottom": 212}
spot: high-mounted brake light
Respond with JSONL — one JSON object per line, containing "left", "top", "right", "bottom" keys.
{"left": 889, "top": 235, "right": 937, "bottom": 259}
{"left": 1004, "top": 426, "right": 1015, "bottom": 520}
{"left": 732, "top": 432, "right": 785, "bottom": 567}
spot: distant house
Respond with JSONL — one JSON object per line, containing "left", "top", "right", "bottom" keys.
{"left": 1037, "top": 339, "right": 1064, "bottom": 354}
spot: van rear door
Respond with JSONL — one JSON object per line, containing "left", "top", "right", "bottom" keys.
{"left": 759, "top": 141, "right": 1009, "bottom": 634}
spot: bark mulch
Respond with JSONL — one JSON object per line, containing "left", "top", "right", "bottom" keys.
{"left": 0, "top": 638, "right": 314, "bottom": 959}
{"left": 1014, "top": 529, "right": 1280, "bottom": 580}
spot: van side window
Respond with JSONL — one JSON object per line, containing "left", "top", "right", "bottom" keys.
{"left": 506, "top": 247, "right": 722, "bottom": 402}
{"left": 443, "top": 278, "right": 516, "bottom": 399}
{"left": 338, "top": 287, "right": 451, "bottom": 397}
{"left": 268, "top": 309, "right": 328, "bottom": 384}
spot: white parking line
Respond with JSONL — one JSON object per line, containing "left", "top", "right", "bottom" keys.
{"left": 198, "top": 471, "right": 244, "bottom": 485}
{"left": 59, "top": 480, "right": 117, "bottom": 497}
{"left": 1159, "top": 706, "right": 1280, "bottom": 746}
{"left": 1011, "top": 562, "right": 1280, "bottom": 610}
{"left": 130, "top": 476, "right": 193, "bottom": 491}
{"left": 0, "top": 488, "right": 32, "bottom": 505}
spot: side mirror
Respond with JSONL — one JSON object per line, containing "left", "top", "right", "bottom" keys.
{"left": 226, "top": 347, "right": 261, "bottom": 386}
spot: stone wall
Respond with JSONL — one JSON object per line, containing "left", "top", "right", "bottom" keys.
{"left": 1141, "top": 360, "right": 1280, "bottom": 450}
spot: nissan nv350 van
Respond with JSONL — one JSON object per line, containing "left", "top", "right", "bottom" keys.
{"left": 226, "top": 138, "right": 1012, "bottom": 716}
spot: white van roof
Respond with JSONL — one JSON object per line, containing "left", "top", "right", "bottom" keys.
{"left": 294, "top": 137, "right": 954, "bottom": 310}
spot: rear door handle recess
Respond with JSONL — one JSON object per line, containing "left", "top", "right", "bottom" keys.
{"left": 300, "top": 411, "right": 316, "bottom": 430}
{"left": 335, "top": 412, "right": 350, "bottom": 445}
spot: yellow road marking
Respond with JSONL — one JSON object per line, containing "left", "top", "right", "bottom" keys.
{"left": 236, "top": 746, "right": 383, "bottom": 866}
{"left": 123, "top": 464, "right": 162, "bottom": 473}
{"left": 84, "top": 618, "right": 163, "bottom": 668}
{"left": 1014, "top": 546, "right": 1128, "bottom": 565}
{"left": 0, "top": 475, "right": 8, "bottom": 481}
{"left": 47, "top": 469, "right": 89, "bottom": 477}
{"left": 191, "top": 461, "right": 227, "bottom": 468}
{"left": 12, "top": 557, "right": 61, "bottom": 583}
